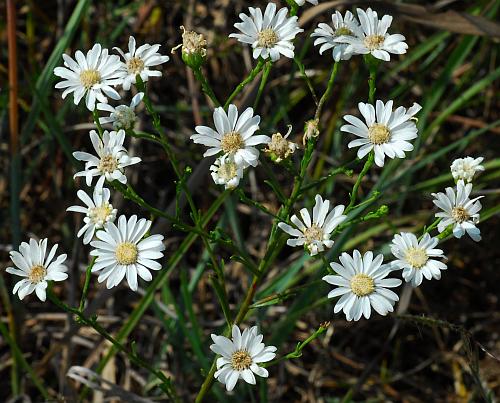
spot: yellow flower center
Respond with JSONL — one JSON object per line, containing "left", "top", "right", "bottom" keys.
{"left": 257, "top": 29, "right": 279, "bottom": 48}
{"left": 127, "top": 57, "right": 145, "bottom": 74}
{"left": 452, "top": 206, "right": 470, "bottom": 223}
{"left": 303, "top": 225, "right": 324, "bottom": 244}
{"left": 335, "top": 27, "right": 353, "bottom": 37}
{"left": 405, "top": 247, "right": 428, "bottom": 269}
{"left": 98, "top": 154, "right": 119, "bottom": 173}
{"left": 115, "top": 242, "right": 138, "bottom": 265}
{"left": 80, "top": 69, "right": 101, "bottom": 89}
{"left": 368, "top": 123, "right": 391, "bottom": 145}
{"left": 220, "top": 131, "right": 244, "bottom": 154}
{"left": 89, "top": 203, "right": 113, "bottom": 225}
{"left": 218, "top": 162, "right": 238, "bottom": 182}
{"left": 364, "top": 34, "right": 385, "bottom": 50}
{"left": 231, "top": 350, "right": 253, "bottom": 371}
{"left": 29, "top": 265, "right": 47, "bottom": 284}
{"left": 350, "top": 273, "right": 375, "bottom": 297}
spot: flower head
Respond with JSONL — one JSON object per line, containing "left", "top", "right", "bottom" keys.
{"left": 264, "top": 126, "right": 298, "bottom": 162}
{"left": 191, "top": 104, "right": 269, "bottom": 167}
{"left": 114, "top": 36, "right": 170, "bottom": 91}
{"left": 278, "top": 194, "right": 347, "bottom": 256}
{"left": 73, "top": 129, "right": 141, "bottom": 188}
{"left": 67, "top": 184, "right": 117, "bottom": 244}
{"left": 450, "top": 157, "right": 484, "bottom": 183}
{"left": 390, "top": 233, "right": 447, "bottom": 287}
{"left": 54, "top": 43, "right": 123, "bottom": 111}
{"left": 229, "top": 3, "right": 303, "bottom": 61}
{"left": 338, "top": 8, "right": 408, "bottom": 61}
{"left": 7, "top": 239, "right": 68, "bottom": 301}
{"left": 97, "top": 92, "right": 144, "bottom": 130}
{"left": 90, "top": 215, "right": 165, "bottom": 291}
{"left": 210, "top": 155, "right": 246, "bottom": 189}
{"left": 323, "top": 250, "right": 401, "bottom": 321}
{"left": 341, "top": 100, "right": 421, "bottom": 167}
{"left": 210, "top": 325, "right": 276, "bottom": 391}
{"left": 432, "top": 180, "right": 483, "bottom": 241}
{"left": 311, "top": 11, "right": 362, "bottom": 61}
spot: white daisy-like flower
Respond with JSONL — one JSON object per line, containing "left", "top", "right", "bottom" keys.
{"left": 114, "top": 36, "right": 170, "bottom": 91}
{"left": 450, "top": 157, "right": 485, "bottom": 183}
{"left": 294, "top": 0, "right": 318, "bottom": 6}
{"left": 97, "top": 92, "right": 144, "bottom": 130}
{"left": 73, "top": 129, "right": 141, "bottom": 188}
{"left": 54, "top": 43, "right": 123, "bottom": 111}
{"left": 278, "top": 194, "right": 347, "bottom": 256}
{"left": 66, "top": 184, "right": 117, "bottom": 245}
{"left": 210, "top": 155, "right": 246, "bottom": 189}
{"left": 338, "top": 8, "right": 408, "bottom": 61}
{"left": 432, "top": 180, "right": 483, "bottom": 242}
{"left": 311, "top": 11, "right": 362, "bottom": 61}
{"left": 210, "top": 325, "right": 277, "bottom": 392}
{"left": 390, "top": 233, "right": 447, "bottom": 287}
{"left": 191, "top": 104, "right": 269, "bottom": 167}
{"left": 341, "top": 100, "right": 422, "bottom": 167}
{"left": 90, "top": 215, "right": 165, "bottom": 291}
{"left": 6, "top": 239, "right": 68, "bottom": 302}
{"left": 229, "top": 3, "right": 304, "bottom": 62}
{"left": 323, "top": 250, "right": 401, "bottom": 321}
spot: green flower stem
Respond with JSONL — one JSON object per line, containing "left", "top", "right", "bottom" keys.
{"left": 437, "top": 225, "right": 454, "bottom": 240}
{"left": 345, "top": 152, "right": 375, "bottom": 213}
{"left": 135, "top": 76, "right": 198, "bottom": 219}
{"left": 336, "top": 205, "right": 389, "bottom": 232}
{"left": 193, "top": 67, "right": 221, "bottom": 106}
{"left": 77, "top": 257, "right": 96, "bottom": 314}
{"left": 294, "top": 57, "right": 318, "bottom": 105}
{"left": 419, "top": 218, "right": 442, "bottom": 240}
{"left": 48, "top": 291, "right": 179, "bottom": 401}
{"left": 224, "top": 58, "right": 265, "bottom": 109}
{"left": 92, "top": 109, "right": 104, "bottom": 137}
{"left": 264, "top": 322, "right": 330, "bottom": 367}
{"left": 365, "top": 55, "right": 379, "bottom": 103}
{"left": 314, "top": 62, "right": 339, "bottom": 121}
{"left": 254, "top": 60, "right": 272, "bottom": 109}
{"left": 111, "top": 181, "right": 195, "bottom": 233}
